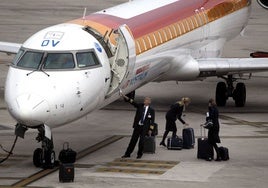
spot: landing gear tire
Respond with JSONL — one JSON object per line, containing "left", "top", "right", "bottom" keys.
{"left": 233, "top": 82, "right": 246, "bottom": 107}
{"left": 216, "top": 82, "right": 227, "bottom": 106}
{"left": 43, "top": 150, "right": 55, "bottom": 169}
{"left": 34, "top": 125, "right": 55, "bottom": 169}
{"left": 33, "top": 148, "right": 43, "bottom": 167}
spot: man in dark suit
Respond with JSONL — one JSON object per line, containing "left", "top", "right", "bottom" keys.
{"left": 121, "top": 94, "right": 155, "bottom": 159}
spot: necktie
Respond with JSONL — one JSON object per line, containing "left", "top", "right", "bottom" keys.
{"left": 140, "top": 107, "right": 146, "bottom": 125}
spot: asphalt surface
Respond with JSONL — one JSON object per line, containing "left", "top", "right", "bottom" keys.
{"left": 0, "top": 1, "right": 268, "bottom": 188}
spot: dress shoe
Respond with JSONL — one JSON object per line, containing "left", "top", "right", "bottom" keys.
{"left": 136, "top": 155, "right": 142, "bottom": 159}
{"left": 121, "top": 154, "right": 130, "bottom": 158}
{"left": 215, "top": 157, "right": 222, "bottom": 161}
{"left": 160, "top": 141, "right": 166, "bottom": 147}
{"left": 206, "top": 157, "right": 212, "bottom": 161}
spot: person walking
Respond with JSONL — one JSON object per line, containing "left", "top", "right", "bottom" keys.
{"left": 160, "top": 97, "right": 190, "bottom": 147}
{"left": 206, "top": 98, "right": 221, "bottom": 161}
{"left": 121, "top": 94, "right": 155, "bottom": 159}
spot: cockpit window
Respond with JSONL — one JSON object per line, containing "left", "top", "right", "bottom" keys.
{"left": 17, "top": 51, "right": 43, "bottom": 69}
{"left": 43, "top": 53, "right": 75, "bottom": 69}
{"left": 12, "top": 49, "right": 24, "bottom": 65}
{"left": 76, "top": 52, "right": 100, "bottom": 68}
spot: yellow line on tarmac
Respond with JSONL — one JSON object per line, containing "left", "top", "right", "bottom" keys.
{"left": 96, "top": 167, "right": 166, "bottom": 175}
{"left": 106, "top": 161, "right": 176, "bottom": 169}
{"left": 114, "top": 158, "right": 179, "bottom": 165}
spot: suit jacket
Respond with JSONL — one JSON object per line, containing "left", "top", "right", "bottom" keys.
{"left": 207, "top": 106, "right": 221, "bottom": 143}
{"left": 126, "top": 98, "right": 155, "bottom": 129}
{"left": 166, "top": 102, "right": 185, "bottom": 124}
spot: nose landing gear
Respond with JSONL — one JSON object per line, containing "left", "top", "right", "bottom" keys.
{"left": 216, "top": 75, "right": 246, "bottom": 107}
{"left": 33, "top": 125, "right": 55, "bottom": 169}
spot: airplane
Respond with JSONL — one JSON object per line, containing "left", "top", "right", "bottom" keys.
{"left": 0, "top": 0, "right": 267, "bottom": 168}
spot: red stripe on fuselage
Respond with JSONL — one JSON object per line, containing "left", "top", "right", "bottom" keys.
{"left": 75, "top": 0, "right": 249, "bottom": 40}
{"left": 83, "top": 0, "right": 208, "bottom": 39}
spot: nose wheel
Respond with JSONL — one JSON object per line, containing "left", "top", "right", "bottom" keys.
{"left": 33, "top": 125, "right": 56, "bottom": 169}
{"left": 215, "top": 76, "right": 246, "bottom": 107}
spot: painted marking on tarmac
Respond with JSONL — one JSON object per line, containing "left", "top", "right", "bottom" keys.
{"left": 114, "top": 158, "right": 179, "bottom": 165}
{"left": 96, "top": 167, "right": 166, "bottom": 175}
{"left": 75, "top": 163, "right": 95, "bottom": 169}
{"left": 220, "top": 115, "right": 268, "bottom": 128}
{"left": 106, "top": 162, "right": 175, "bottom": 169}
{"left": 8, "top": 135, "right": 123, "bottom": 187}
{"left": 96, "top": 158, "right": 179, "bottom": 175}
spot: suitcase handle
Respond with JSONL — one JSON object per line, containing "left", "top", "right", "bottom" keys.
{"left": 200, "top": 124, "right": 207, "bottom": 138}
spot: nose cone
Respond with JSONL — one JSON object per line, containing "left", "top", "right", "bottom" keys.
{"left": 8, "top": 94, "right": 50, "bottom": 127}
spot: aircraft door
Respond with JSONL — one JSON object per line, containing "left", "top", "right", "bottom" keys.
{"left": 106, "top": 24, "right": 136, "bottom": 97}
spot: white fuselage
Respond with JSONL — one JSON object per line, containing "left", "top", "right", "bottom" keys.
{"left": 4, "top": 0, "right": 251, "bottom": 128}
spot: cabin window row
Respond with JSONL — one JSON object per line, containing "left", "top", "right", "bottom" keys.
{"left": 135, "top": 14, "right": 207, "bottom": 54}
{"left": 135, "top": 0, "right": 248, "bottom": 55}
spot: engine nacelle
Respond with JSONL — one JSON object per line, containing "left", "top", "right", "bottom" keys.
{"left": 257, "top": 0, "right": 268, "bottom": 9}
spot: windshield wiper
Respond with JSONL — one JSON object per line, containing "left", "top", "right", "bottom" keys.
{"left": 26, "top": 69, "right": 50, "bottom": 77}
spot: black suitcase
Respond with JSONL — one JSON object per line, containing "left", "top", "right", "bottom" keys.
{"left": 143, "top": 136, "right": 156, "bottom": 153}
{"left": 182, "top": 127, "right": 195, "bottom": 149}
{"left": 167, "top": 136, "right": 183, "bottom": 150}
{"left": 197, "top": 126, "right": 214, "bottom": 160}
{"left": 219, "top": 146, "right": 229, "bottom": 161}
{"left": 58, "top": 142, "right": 77, "bottom": 164}
{"left": 59, "top": 163, "right": 74, "bottom": 182}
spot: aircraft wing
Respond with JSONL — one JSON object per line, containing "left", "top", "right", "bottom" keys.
{"left": 197, "top": 58, "right": 268, "bottom": 78}
{"left": 0, "top": 42, "right": 21, "bottom": 54}
{"left": 154, "top": 53, "right": 268, "bottom": 82}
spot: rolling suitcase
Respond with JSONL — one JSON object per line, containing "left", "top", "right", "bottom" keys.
{"left": 182, "top": 127, "right": 195, "bottom": 149}
{"left": 59, "top": 163, "right": 74, "bottom": 182}
{"left": 167, "top": 136, "right": 183, "bottom": 150}
{"left": 197, "top": 126, "right": 214, "bottom": 160}
{"left": 219, "top": 146, "right": 229, "bottom": 161}
{"left": 143, "top": 136, "right": 156, "bottom": 153}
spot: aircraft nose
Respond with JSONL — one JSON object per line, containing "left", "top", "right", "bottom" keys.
{"left": 9, "top": 94, "right": 50, "bottom": 126}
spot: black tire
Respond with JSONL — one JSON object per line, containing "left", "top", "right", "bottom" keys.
{"left": 257, "top": 0, "right": 268, "bottom": 9}
{"left": 33, "top": 148, "right": 43, "bottom": 168}
{"left": 234, "top": 82, "right": 246, "bottom": 107}
{"left": 43, "top": 150, "right": 55, "bottom": 169}
{"left": 216, "top": 82, "right": 227, "bottom": 106}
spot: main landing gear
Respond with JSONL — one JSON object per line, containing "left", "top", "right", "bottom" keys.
{"left": 216, "top": 75, "right": 246, "bottom": 107}
{"left": 33, "top": 125, "right": 55, "bottom": 169}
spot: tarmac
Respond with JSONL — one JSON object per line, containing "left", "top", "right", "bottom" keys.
{"left": 0, "top": 0, "right": 268, "bottom": 188}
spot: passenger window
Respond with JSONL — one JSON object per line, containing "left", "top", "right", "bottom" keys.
{"left": 76, "top": 52, "right": 100, "bottom": 68}
{"left": 44, "top": 53, "right": 75, "bottom": 69}
{"left": 17, "top": 51, "right": 43, "bottom": 69}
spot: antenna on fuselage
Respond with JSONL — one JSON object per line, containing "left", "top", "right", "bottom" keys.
{"left": 82, "top": 7, "right": 87, "bottom": 21}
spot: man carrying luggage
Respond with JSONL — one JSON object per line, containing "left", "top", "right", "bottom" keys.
{"left": 121, "top": 93, "right": 155, "bottom": 159}
{"left": 160, "top": 97, "right": 190, "bottom": 147}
